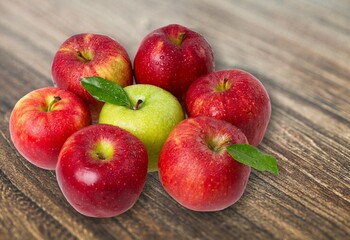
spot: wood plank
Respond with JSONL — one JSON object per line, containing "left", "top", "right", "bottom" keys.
{"left": 0, "top": 0, "right": 349, "bottom": 239}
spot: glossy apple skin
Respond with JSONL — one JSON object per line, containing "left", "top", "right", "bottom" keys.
{"left": 134, "top": 24, "right": 214, "bottom": 101}
{"left": 56, "top": 124, "right": 148, "bottom": 218}
{"left": 52, "top": 33, "right": 133, "bottom": 119}
{"left": 186, "top": 69, "right": 271, "bottom": 146}
{"left": 9, "top": 87, "right": 91, "bottom": 170}
{"left": 99, "top": 84, "right": 184, "bottom": 172}
{"left": 158, "top": 116, "right": 251, "bottom": 212}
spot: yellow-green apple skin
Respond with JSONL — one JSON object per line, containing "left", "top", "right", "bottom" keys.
{"left": 99, "top": 84, "right": 184, "bottom": 172}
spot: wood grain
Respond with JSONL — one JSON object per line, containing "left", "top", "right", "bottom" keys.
{"left": 0, "top": 0, "right": 349, "bottom": 239}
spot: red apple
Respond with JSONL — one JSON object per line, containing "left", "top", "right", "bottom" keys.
{"left": 134, "top": 24, "right": 215, "bottom": 101}
{"left": 9, "top": 87, "right": 91, "bottom": 170}
{"left": 158, "top": 116, "right": 251, "bottom": 211}
{"left": 186, "top": 69, "right": 271, "bottom": 146}
{"left": 51, "top": 33, "right": 133, "bottom": 119}
{"left": 56, "top": 124, "right": 148, "bottom": 218}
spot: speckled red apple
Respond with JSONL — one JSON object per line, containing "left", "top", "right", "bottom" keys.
{"left": 9, "top": 87, "right": 91, "bottom": 170}
{"left": 134, "top": 24, "right": 215, "bottom": 101}
{"left": 186, "top": 69, "right": 271, "bottom": 146}
{"left": 158, "top": 116, "right": 251, "bottom": 211}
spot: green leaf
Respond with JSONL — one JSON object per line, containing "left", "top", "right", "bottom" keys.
{"left": 80, "top": 76, "right": 131, "bottom": 107}
{"left": 226, "top": 144, "right": 279, "bottom": 175}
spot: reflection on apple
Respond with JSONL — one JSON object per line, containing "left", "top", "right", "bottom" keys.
{"left": 56, "top": 124, "right": 148, "bottom": 218}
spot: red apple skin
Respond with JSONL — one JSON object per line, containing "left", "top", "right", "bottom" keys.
{"left": 158, "top": 116, "right": 251, "bottom": 212}
{"left": 186, "top": 69, "right": 271, "bottom": 146}
{"left": 9, "top": 87, "right": 91, "bottom": 170}
{"left": 134, "top": 24, "right": 215, "bottom": 101}
{"left": 56, "top": 124, "right": 148, "bottom": 218}
{"left": 51, "top": 33, "right": 133, "bottom": 119}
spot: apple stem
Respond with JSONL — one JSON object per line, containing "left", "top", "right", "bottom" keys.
{"left": 178, "top": 32, "right": 186, "bottom": 44}
{"left": 76, "top": 51, "right": 92, "bottom": 62}
{"left": 170, "top": 32, "right": 186, "bottom": 46}
{"left": 213, "top": 138, "right": 232, "bottom": 152}
{"left": 133, "top": 99, "right": 143, "bottom": 110}
{"left": 223, "top": 78, "right": 228, "bottom": 86}
{"left": 47, "top": 96, "right": 61, "bottom": 112}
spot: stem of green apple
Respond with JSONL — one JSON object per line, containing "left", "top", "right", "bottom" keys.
{"left": 133, "top": 99, "right": 143, "bottom": 110}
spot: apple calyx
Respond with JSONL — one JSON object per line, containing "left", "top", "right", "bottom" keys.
{"left": 132, "top": 99, "right": 143, "bottom": 110}
{"left": 215, "top": 78, "right": 231, "bottom": 92}
{"left": 96, "top": 152, "right": 106, "bottom": 160}
{"left": 76, "top": 50, "right": 93, "bottom": 62}
{"left": 92, "top": 140, "right": 114, "bottom": 161}
{"left": 45, "top": 96, "right": 61, "bottom": 112}
{"left": 169, "top": 32, "right": 186, "bottom": 46}
{"left": 226, "top": 144, "right": 279, "bottom": 175}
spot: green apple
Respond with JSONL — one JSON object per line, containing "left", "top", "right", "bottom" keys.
{"left": 98, "top": 84, "right": 184, "bottom": 171}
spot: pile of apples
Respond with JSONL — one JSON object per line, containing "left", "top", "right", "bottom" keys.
{"left": 9, "top": 24, "right": 277, "bottom": 218}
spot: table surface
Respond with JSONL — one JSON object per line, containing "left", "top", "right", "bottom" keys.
{"left": 0, "top": 0, "right": 349, "bottom": 239}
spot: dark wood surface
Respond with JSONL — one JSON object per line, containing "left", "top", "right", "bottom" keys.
{"left": 1, "top": 0, "right": 349, "bottom": 239}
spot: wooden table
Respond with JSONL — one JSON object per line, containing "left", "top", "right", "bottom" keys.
{"left": 1, "top": 0, "right": 349, "bottom": 239}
